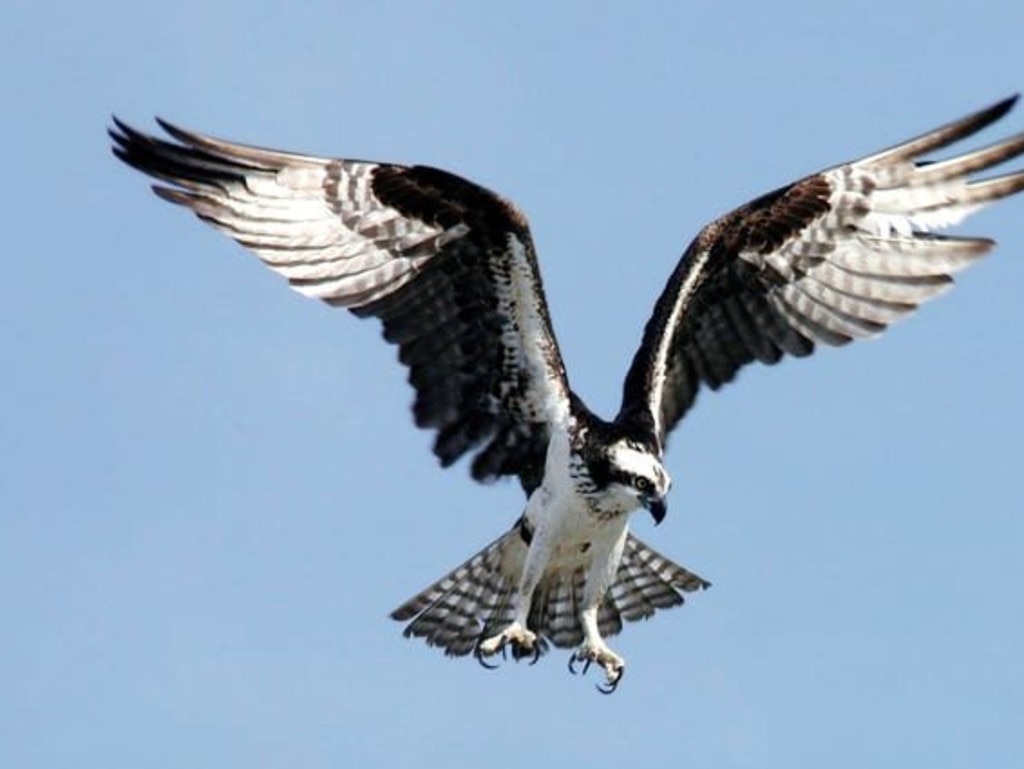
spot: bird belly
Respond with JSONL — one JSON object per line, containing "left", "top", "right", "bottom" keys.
{"left": 541, "top": 499, "right": 630, "bottom": 574}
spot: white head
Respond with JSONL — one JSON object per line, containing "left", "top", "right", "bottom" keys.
{"left": 586, "top": 439, "right": 672, "bottom": 521}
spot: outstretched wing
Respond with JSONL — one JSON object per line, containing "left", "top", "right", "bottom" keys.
{"left": 617, "top": 96, "right": 1024, "bottom": 446}
{"left": 110, "top": 119, "right": 571, "bottom": 493}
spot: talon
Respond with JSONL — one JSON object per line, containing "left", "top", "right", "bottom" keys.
{"left": 476, "top": 651, "right": 499, "bottom": 670}
{"left": 475, "top": 622, "right": 538, "bottom": 668}
{"left": 596, "top": 667, "right": 624, "bottom": 695}
{"left": 568, "top": 639, "right": 625, "bottom": 693}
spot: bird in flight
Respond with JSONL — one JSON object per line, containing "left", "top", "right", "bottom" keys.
{"left": 110, "top": 97, "right": 1024, "bottom": 693}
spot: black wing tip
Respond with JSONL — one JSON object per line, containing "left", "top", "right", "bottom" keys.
{"left": 982, "top": 93, "right": 1020, "bottom": 124}
{"left": 150, "top": 185, "right": 194, "bottom": 206}
{"left": 108, "top": 115, "right": 186, "bottom": 154}
{"left": 108, "top": 113, "right": 128, "bottom": 138}
{"left": 153, "top": 116, "right": 198, "bottom": 146}
{"left": 153, "top": 115, "right": 176, "bottom": 132}
{"left": 997, "top": 92, "right": 1019, "bottom": 111}
{"left": 108, "top": 115, "right": 142, "bottom": 151}
{"left": 958, "top": 93, "right": 1021, "bottom": 140}
{"left": 389, "top": 605, "right": 415, "bottom": 622}
{"left": 108, "top": 115, "right": 163, "bottom": 164}
{"left": 109, "top": 112, "right": 253, "bottom": 191}
{"left": 109, "top": 114, "right": 180, "bottom": 136}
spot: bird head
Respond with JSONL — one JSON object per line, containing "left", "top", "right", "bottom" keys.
{"left": 608, "top": 439, "right": 671, "bottom": 523}
{"left": 582, "top": 438, "right": 671, "bottom": 523}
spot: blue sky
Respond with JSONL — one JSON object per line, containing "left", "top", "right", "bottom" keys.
{"left": 3, "top": 2, "right": 1023, "bottom": 767}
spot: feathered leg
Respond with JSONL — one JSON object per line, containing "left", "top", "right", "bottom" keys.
{"left": 475, "top": 520, "right": 547, "bottom": 660}
{"left": 568, "top": 525, "right": 630, "bottom": 693}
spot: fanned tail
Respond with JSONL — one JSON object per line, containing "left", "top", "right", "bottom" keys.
{"left": 604, "top": 534, "right": 710, "bottom": 635}
{"left": 391, "top": 529, "right": 709, "bottom": 658}
{"left": 390, "top": 528, "right": 530, "bottom": 657}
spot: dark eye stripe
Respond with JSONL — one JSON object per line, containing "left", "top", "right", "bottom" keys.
{"left": 602, "top": 466, "right": 657, "bottom": 492}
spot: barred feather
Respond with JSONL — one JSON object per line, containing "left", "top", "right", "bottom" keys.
{"left": 618, "top": 96, "right": 1024, "bottom": 444}
{"left": 391, "top": 531, "right": 709, "bottom": 657}
{"left": 109, "top": 118, "right": 571, "bottom": 494}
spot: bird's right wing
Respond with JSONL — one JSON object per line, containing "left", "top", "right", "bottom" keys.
{"left": 110, "top": 119, "right": 573, "bottom": 493}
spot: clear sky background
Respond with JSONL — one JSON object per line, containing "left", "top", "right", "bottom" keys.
{"left": 3, "top": 2, "right": 1022, "bottom": 767}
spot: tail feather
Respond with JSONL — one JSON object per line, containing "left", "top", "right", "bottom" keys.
{"left": 609, "top": 536, "right": 709, "bottom": 623}
{"left": 392, "top": 529, "right": 710, "bottom": 659}
{"left": 390, "top": 529, "right": 527, "bottom": 657}
{"left": 587, "top": 535, "right": 710, "bottom": 647}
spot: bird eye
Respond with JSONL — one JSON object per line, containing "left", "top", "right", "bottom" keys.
{"left": 634, "top": 477, "right": 652, "bottom": 493}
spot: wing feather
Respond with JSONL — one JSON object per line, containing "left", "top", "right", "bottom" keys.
{"left": 110, "top": 119, "right": 571, "bottom": 492}
{"left": 618, "top": 96, "right": 1024, "bottom": 445}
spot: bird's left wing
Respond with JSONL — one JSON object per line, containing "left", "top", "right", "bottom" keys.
{"left": 617, "top": 96, "right": 1024, "bottom": 447}
{"left": 110, "top": 119, "right": 571, "bottom": 493}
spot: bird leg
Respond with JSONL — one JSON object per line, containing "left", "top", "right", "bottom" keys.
{"left": 476, "top": 513, "right": 548, "bottom": 664}
{"left": 568, "top": 605, "right": 625, "bottom": 693}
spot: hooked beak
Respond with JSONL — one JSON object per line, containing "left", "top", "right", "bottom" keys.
{"left": 643, "top": 494, "right": 667, "bottom": 525}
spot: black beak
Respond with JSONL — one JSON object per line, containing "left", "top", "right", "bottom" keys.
{"left": 643, "top": 494, "right": 667, "bottom": 525}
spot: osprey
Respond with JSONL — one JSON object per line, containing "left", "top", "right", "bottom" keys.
{"left": 110, "top": 97, "right": 1024, "bottom": 693}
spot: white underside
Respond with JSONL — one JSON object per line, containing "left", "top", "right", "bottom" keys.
{"left": 477, "top": 425, "right": 634, "bottom": 685}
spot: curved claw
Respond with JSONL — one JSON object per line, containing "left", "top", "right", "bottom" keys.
{"left": 475, "top": 650, "right": 499, "bottom": 670}
{"left": 510, "top": 641, "right": 540, "bottom": 665}
{"left": 568, "top": 652, "right": 597, "bottom": 677}
{"left": 595, "top": 667, "right": 624, "bottom": 695}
